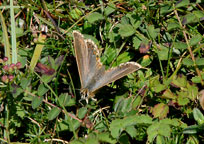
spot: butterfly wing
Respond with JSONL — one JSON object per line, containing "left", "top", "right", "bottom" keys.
{"left": 73, "top": 31, "right": 104, "bottom": 89}
{"left": 73, "top": 31, "right": 89, "bottom": 88}
{"left": 89, "top": 62, "right": 141, "bottom": 93}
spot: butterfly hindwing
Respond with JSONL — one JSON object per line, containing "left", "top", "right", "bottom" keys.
{"left": 89, "top": 62, "right": 141, "bottom": 93}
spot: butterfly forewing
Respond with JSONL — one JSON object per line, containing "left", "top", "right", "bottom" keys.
{"left": 73, "top": 31, "right": 89, "bottom": 88}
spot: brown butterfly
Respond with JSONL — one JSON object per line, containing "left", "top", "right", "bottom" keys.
{"left": 73, "top": 31, "right": 141, "bottom": 101}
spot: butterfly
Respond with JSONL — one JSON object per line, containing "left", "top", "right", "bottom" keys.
{"left": 73, "top": 31, "right": 142, "bottom": 102}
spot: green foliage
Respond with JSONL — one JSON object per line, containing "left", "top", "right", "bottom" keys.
{"left": 0, "top": 0, "right": 204, "bottom": 143}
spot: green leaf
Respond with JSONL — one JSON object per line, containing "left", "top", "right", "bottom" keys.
{"left": 189, "top": 34, "right": 202, "bottom": 46}
{"left": 193, "top": 10, "right": 204, "bottom": 19}
{"left": 162, "top": 89, "right": 176, "bottom": 99}
{"left": 183, "top": 58, "right": 194, "bottom": 66}
{"left": 167, "top": 22, "right": 180, "bottom": 31}
{"left": 177, "top": 95, "right": 189, "bottom": 106}
{"left": 114, "top": 97, "right": 133, "bottom": 114}
{"left": 187, "top": 83, "right": 198, "bottom": 100}
{"left": 157, "top": 123, "right": 171, "bottom": 137}
{"left": 97, "top": 132, "right": 117, "bottom": 144}
{"left": 182, "top": 13, "right": 198, "bottom": 25}
{"left": 172, "top": 75, "right": 187, "bottom": 88}
{"left": 70, "top": 8, "right": 83, "bottom": 20}
{"left": 133, "top": 36, "right": 142, "bottom": 50}
{"left": 156, "top": 135, "right": 165, "bottom": 144}
{"left": 110, "top": 115, "right": 152, "bottom": 138}
{"left": 10, "top": 85, "right": 23, "bottom": 98}
{"left": 174, "top": 42, "right": 187, "bottom": 50}
{"left": 160, "top": 4, "right": 173, "bottom": 15}
{"left": 193, "top": 108, "right": 204, "bottom": 125}
{"left": 101, "top": 47, "right": 117, "bottom": 65}
{"left": 112, "top": 52, "right": 134, "bottom": 67}
{"left": 147, "top": 25, "right": 159, "bottom": 39}
{"left": 32, "top": 96, "right": 43, "bottom": 109}
{"left": 150, "top": 76, "right": 166, "bottom": 93}
{"left": 147, "top": 122, "right": 160, "bottom": 142}
{"left": 126, "top": 13, "right": 142, "bottom": 29}
{"left": 132, "top": 96, "right": 142, "bottom": 109}
{"left": 175, "top": 0, "right": 189, "bottom": 8}
{"left": 104, "top": 3, "right": 115, "bottom": 16}
{"left": 48, "top": 107, "right": 61, "bottom": 120}
{"left": 157, "top": 45, "right": 169, "bottom": 60}
{"left": 20, "top": 78, "right": 31, "bottom": 89}
{"left": 78, "top": 107, "right": 87, "bottom": 119}
{"left": 195, "top": 58, "right": 204, "bottom": 66}
{"left": 152, "top": 103, "right": 169, "bottom": 119}
{"left": 58, "top": 93, "right": 71, "bottom": 107}
{"left": 86, "top": 12, "right": 104, "bottom": 23}
{"left": 191, "top": 76, "right": 201, "bottom": 83}
{"left": 37, "top": 83, "right": 48, "bottom": 96}
{"left": 125, "top": 126, "right": 137, "bottom": 138}
{"left": 118, "top": 24, "right": 135, "bottom": 37}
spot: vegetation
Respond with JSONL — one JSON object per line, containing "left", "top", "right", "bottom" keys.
{"left": 0, "top": 0, "right": 204, "bottom": 143}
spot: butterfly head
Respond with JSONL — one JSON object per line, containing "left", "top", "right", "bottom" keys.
{"left": 80, "top": 88, "right": 95, "bottom": 103}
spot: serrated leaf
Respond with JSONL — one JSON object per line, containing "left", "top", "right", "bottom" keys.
{"left": 70, "top": 8, "right": 82, "bottom": 20}
{"left": 193, "top": 10, "right": 204, "bottom": 19}
{"left": 86, "top": 12, "right": 104, "bottom": 23}
{"left": 37, "top": 83, "right": 48, "bottom": 96}
{"left": 97, "top": 132, "right": 117, "bottom": 144}
{"left": 147, "top": 122, "right": 160, "bottom": 142}
{"left": 132, "top": 96, "right": 142, "bottom": 109}
{"left": 147, "top": 25, "right": 159, "bottom": 39}
{"left": 110, "top": 115, "right": 152, "bottom": 138}
{"left": 32, "top": 96, "right": 43, "bottom": 109}
{"left": 10, "top": 84, "right": 23, "bottom": 98}
{"left": 189, "top": 34, "right": 202, "bottom": 46}
{"left": 118, "top": 24, "right": 135, "bottom": 37}
{"left": 20, "top": 78, "right": 31, "bottom": 89}
{"left": 133, "top": 36, "right": 142, "bottom": 49}
{"left": 48, "top": 107, "right": 61, "bottom": 120}
{"left": 162, "top": 89, "right": 176, "bottom": 99}
{"left": 104, "top": 3, "right": 115, "bottom": 16}
{"left": 191, "top": 76, "right": 201, "bottom": 83}
{"left": 172, "top": 75, "right": 187, "bottom": 88}
{"left": 160, "top": 4, "right": 173, "bottom": 15}
{"left": 175, "top": 0, "right": 189, "bottom": 8}
{"left": 177, "top": 95, "right": 189, "bottom": 106}
{"left": 78, "top": 107, "right": 87, "bottom": 119}
{"left": 157, "top": 45, "right": 169, "bottom": 60}
{"left": 58, "top": 93, "right": 71, "bottom": 107}
{"left": 152, "top": 103, "right": 169, "bottom": 119}
{"left": 126, "top": 13, "right": 142, "bottom": 29}
{"left": 125, "top": 126, "right": 137, "bottom": 138}
{"left": 183, "top": 58, "right": 194, "bottom": 66}
{"left": 182, "top": 13, "right": 198, "bottom": 25}
{"left": 187, "top": 83, "right": 198, "bottom": 100}
{"left": 158, "top": 123, "right": 171, "bottom": 137}
{"left": 167, "top": 22, "right": 180, "bottom": 31}
{"left": 112, "top": 52, "right": 134, "bottom": 67}
{"left": 195, "top": 58, "right": 204, "bottom": 66}
{"left": 174, "top": 42, "right": 187, "bottom": 50}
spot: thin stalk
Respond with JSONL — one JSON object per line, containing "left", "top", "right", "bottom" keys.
{"left": 10, "top": 0, "right": 17, "bottom": 63}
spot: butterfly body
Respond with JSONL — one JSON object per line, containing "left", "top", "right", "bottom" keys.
{"left": 73, "top": 31, "right": 142, "bottom": 101}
